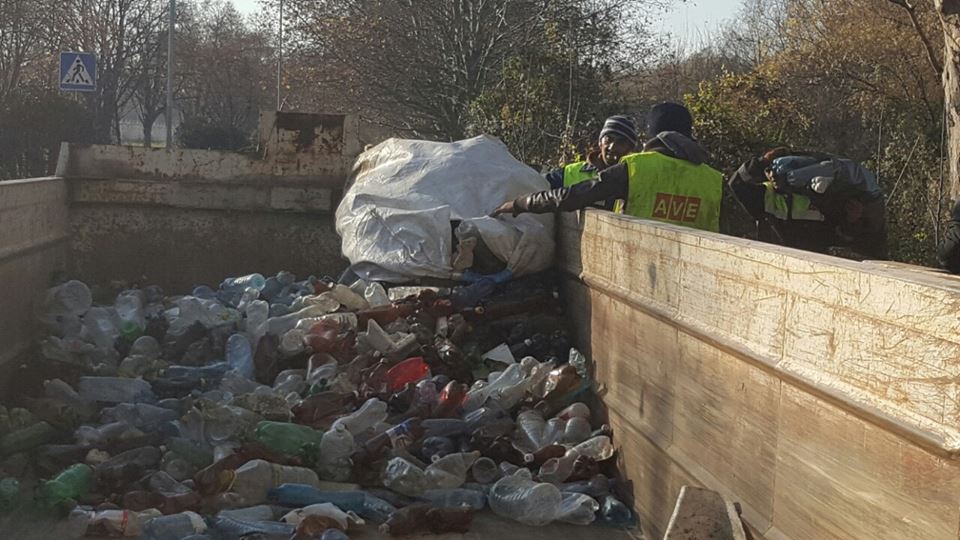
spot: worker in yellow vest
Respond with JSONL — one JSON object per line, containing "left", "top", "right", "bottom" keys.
{"left": 492, "top": 102, "right": 724, "bottom": 233}
{"left": 545, "top": 115, "right": 638, "bottom": 189}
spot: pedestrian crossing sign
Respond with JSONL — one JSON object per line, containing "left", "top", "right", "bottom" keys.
{"left": 59, "top": 52, "right": 97, "bottom": 92}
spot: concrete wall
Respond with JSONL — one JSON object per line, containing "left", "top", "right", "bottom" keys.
{"left": 0, "top": 178, "right": 70, "bottom": 367}
{"left": 558, "top": 210, "right": 960, "bottom": 540}
{"left": 55, "top": 112, "right": 360, "bottom": 292}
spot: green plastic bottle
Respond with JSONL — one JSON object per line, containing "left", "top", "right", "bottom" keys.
{"left": 253, "top": 421, "right": 324, "bottom": 457}
{"left": 41, "top": 463, "right": 94, "bottom": 507}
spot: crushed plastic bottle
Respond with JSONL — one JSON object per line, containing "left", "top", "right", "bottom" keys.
{"left": 142, "top": 511, "right": 208, "bottom": 540}
{"left": 489, "top": 468, "right": 563, "bottom": 526}
{"left": 281, "top": 502, "right": 358, "bottom": 529}
{"left": 90, "top": 508, "right": 164, "bottom": 536}
{"left": 267, "top": 484, "right": 396, "bottom": 522}
{"left": 332, "top": 397, "right": 388, "bottom": 435}
{"left": 422, "top": 487, "right": 486, "bottom": 510}
{"left": 225, "top": 333, "right": 255, "bottom": 379}
{"left": 231, "top": 459, "right": 321, "bottom": 504}
{"left": 77, "top": 376, "right": 156, "bottom": 404}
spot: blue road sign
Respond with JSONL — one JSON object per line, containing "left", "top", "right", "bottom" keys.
{"left": 59, "top": 52, "right": 97, "bottom": 92}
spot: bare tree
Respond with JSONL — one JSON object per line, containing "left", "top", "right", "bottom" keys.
{"left": 53, "top": 0, "right": 168, "bottom": 143}
{"left": 0, "top": 0, "right": 57, "bottom": 104}
{"left": 278, "top": 0, "right": 664, "bottom": 140}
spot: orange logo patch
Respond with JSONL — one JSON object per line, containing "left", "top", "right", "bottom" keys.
{"left": 652, "top": 193, "right": 701, "bottom": 223}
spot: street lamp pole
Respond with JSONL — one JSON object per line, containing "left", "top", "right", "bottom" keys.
{"left": 165, "top": 0, "right": 175, "bottom": 148}
{"left": 277, "top": 0, "right": 283, "bottom": 111}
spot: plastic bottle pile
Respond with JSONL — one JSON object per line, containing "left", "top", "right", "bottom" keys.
{"left": 0, "top": 271, "right": 636, "bottom": 538}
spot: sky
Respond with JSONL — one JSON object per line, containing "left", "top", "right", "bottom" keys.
{"left": 230, "top": 0, "right": 743, "bottom": 41}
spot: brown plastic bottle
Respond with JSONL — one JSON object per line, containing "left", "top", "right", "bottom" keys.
{"left": 353, "top": 419, "right": 424, "bottom": 465}
{"left": 567, "top": 455, "right": 600, "bottom": 483}
{"left": 292, "top": 391, "right": 355, "bottom": 429}
{"left": 379, "top": 504, "right": 474, "bottom": 536}
{"left": 523, "top": 444, "right": 567, "bottom": 467}
{"left": 470, "top": 434, "right": 526, "bottom": 466}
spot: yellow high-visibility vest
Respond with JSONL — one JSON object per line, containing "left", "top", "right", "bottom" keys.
{"left": 562, "top": 161, "right": 597, "bottom": 187}
{"left": 621, "top": 152, "right": 723, "bottom": 232}
{"left": 762, "top": 181, "right": 825, "bottom": 221}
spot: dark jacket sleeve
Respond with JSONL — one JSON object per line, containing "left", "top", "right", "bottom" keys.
{"left": 545, "top": 168, "right": 565, "bottom": 190}
{"left": 514, "top": 164, "right": 629, "bottom": 214}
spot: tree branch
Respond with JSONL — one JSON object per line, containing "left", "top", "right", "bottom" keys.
{"left": 888, "top": 0, "right": 944, "bottom": 75}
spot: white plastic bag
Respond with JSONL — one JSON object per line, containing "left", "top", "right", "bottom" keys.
{"left": 336, "top": 135, "right": 555, "bottom": 281}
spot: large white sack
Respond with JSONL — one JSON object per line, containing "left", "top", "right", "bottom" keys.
{"left": 336, "top": 135, "right": 554, "bottom": 282}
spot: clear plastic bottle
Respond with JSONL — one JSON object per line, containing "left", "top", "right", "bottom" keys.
{"left": 74, "top": 420, "right": 134, "bottom": 448}
{"left": 82, "top": 307, "right": 120, "bottom": 350}
{"left": 44, "top": 378, "right": 95, "bottom": 418}
{"left": 45, "top": 280, "right": 93, "bottom": 316}
{"left": 141, "top": 511, "right": 208, "bottom": 540}
{"left": 422, "top": 488, "right": 486, "bottom": 510}
{"left": 90, "top": 508, "right": 164, "bottom": 536}
{"left": 221, "top": 273, "right": 267, "bottom": 291}
{"left": 332, "top": 398, "right": 388, "bottom": 436}
{"left": 318, "top": 423, "right": 355, "bottom": 481}
{"left": 146, "top": 470, "right": 192, "bottom": 495}
{"left": 208, "top": 515, "right": 295, "bottom": 538}
{"left": 115, "top": 292, "right": 146, "bottom": 338}
{"left": 553, "top": 402, "right": 591, "bottom": 421}
{"left": 514, "top": 409, "right": 547, "bottom": 453}
{"left": 307, "top": 356, "right": 339, "bottom": 387}
{"left": 425, "top": 450, "right": 480, "bottom": 489}
{"left": 599, "top": 494, "right": 635, "bottom": 527}
{"left": 570, "top": 435, "right": 614, "bottom": 461}
{"left": 245, "top": 300, "right": 269, "bottom": 337}
{"left": 77, "top": 376, "right": 156, "bottom": 403}
{"left": 225, "top": 333, "right": 255, "bottom": 379}
{"left": 489, "top": 468, "right": 563, "bottom": 526}
{"left": 201, "top": 404, "right": 260, "bottom": 443}
{"left": 462, "top": 363, "right": 525, "bottom": 411}
{"left": 280, "top": 502, "right": 354, "bottom": 529}
{"left": 295, "top": 292, "right": 340, "bottom": 313}
{"left": 217, "top": 505, "right": 276, "bottom": 522}
{"left": 557, "top": 492, "right": 599, "bottom": 525}
{"left": 560, "top": 416, "right": 592, "bottom": 445}
{"left": 364, "top": 282, "right": 391, "bottom": 307}
{"left": 471, "top": 456, "right": 501, "bottom": 484}
{"left": 232, "top": 459, "right": 321, "bottom": 504}
{"left": 266, "top": 485, "right": 396, "bottom": 523}
{"left": 330, "top": 284, "right": 369, "bottom": 311}
{"left": 104, "top": 402, "right": 178, "bottom": 429}
{"left": 383, "top": 457, "right": 428, "bottom": 496}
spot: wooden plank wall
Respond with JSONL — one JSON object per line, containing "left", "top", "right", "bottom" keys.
{"left": 558, "top": 210, "right": 960, "bottom": 540}
{"left": 0, "top": 178, "right": 69, "bottom": 370}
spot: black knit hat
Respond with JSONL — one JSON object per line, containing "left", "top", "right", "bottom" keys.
{"left": 599, "top": 115, "right": 638, "bottom": 146}
{"left": 646, "top": 102, "right": 693, "bottom": 138}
